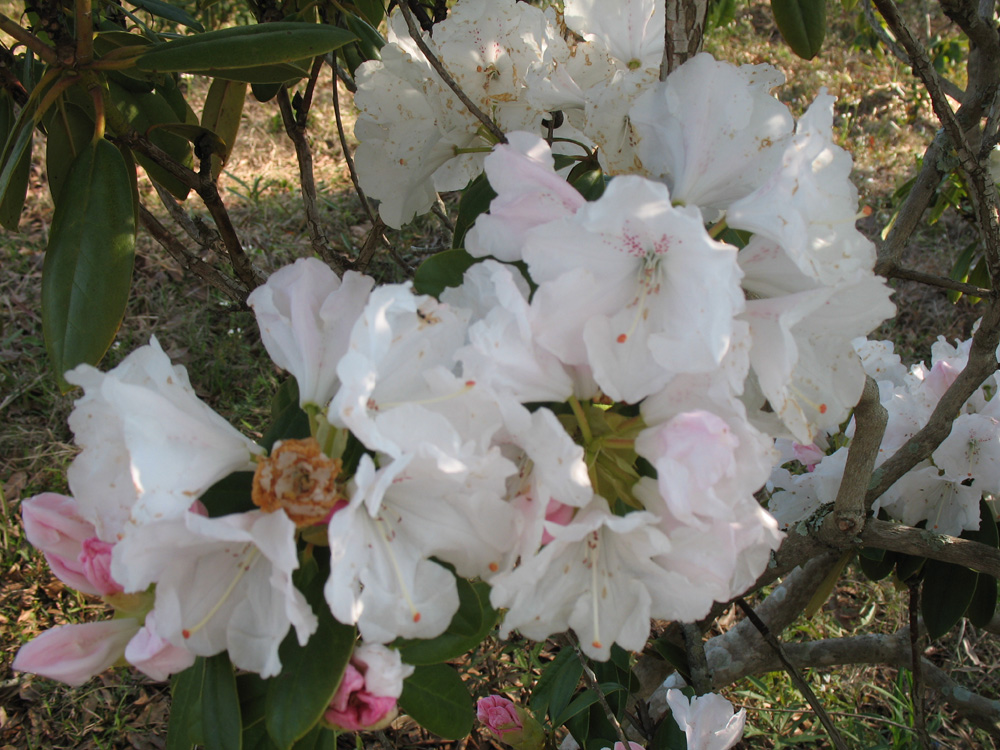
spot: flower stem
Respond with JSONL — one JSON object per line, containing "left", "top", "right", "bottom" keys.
{"left": 568, "top": 395, "right": 593, "bottom": 444}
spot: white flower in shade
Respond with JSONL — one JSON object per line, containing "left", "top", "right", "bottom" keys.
{"left": 490, "top": 497, "right": 671, "bottom": 661}
{"left": 248, "top": 258, "right": 374, "bottom": 409}
{"left": 111, "top": 509, "right": 316, "bottom": 678}
{"left": 524, "top": 175, "right": 744, "bottom": 403}
{"left": 630, "top": 53, "right": 793, "bottom": 214}
{"left": 443, "top": 261, "right": 575, "bottom": 403}
{"left": 878, "top": 462, "right": 981, "bottom": 536}
{"left": 565, "top": 0, "right": 663, "bottom": 74}
{"left": 65, "top": 338, "right": 262, "bottom": 538}
{"left": 934, "top": 413, "right": 1000, "bottom": 493}
{"left": 665, "top": 689, "right": 746, "bottom": 750}
{"left": 740, "top": 274, "right": 895, "bottom": 444}
{"left": 465, "top": 133, "right": 585, "bottom": 263}
{"left": 853, "top": 337, "right": 909, "bottom": 387}
{"left": 767, "top": 447, "right": 850, "bottom": 530}
{"left": 726, "top": 92, "right": 877, "bottom": 287}
{"left": 326, "top": 453, "right": 515, "bottom": 643}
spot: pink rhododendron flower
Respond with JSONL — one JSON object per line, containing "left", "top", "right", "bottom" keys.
{"left": 477, "top": 695, "right": 521, "bottom": 738}
{"left": 21, "top": 493, "right": 102, "bottom": 595}
{"left": 13, "top": 619, "right": 140, "bottom": 686}
{"left": 79, "top": 538, "right": 123, "bottom": 596}
{"left": 324, "top": 644, "right": 413, "bottom": 731}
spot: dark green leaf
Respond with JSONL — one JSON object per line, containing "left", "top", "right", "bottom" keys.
{"left": 167, "top": 658, "right": 207, "bottom": 750}
{"left": 567, "top": 160, "right": 604, "bottom": 201}
{"left": 530, "top": 647, "right": 582, "bottom": 721}
{"left": 353, "top": 0, "right": 386, "bottom": 27}
{"left": 266, "top": 571, "right": 355, "bottom": 749}
{"left": 858, "top": 547, "right": 896, "bottom": 582}
{"left": 894, "top": 551, "right": 924, "bottom": 583}
{"left": 922, "top": 558, "right": 978, "bottom": 640}
{"left": 109, "top": 81, "right": 193, "bottom": 198}
{"left": 128, "top": 0, "right": 205, "bottom": 31}
{"left": 202, "top": 78, "right": 248, "bottom": 179}
{"left": 238, "top": 673, "right": 278, "bottom": 750}
{"left": 398, "top": 579, "right": 497, "bottom": 665}
{"left": 203, "top": 653, "right": 243, "bottom": 750}
{"left": 252, "top": 82, "right": 285, "bottom": 102}
{"left": 967, "top": 572, "right": 997, "bottom": 628}
{"left": 650, "top": 638, "right": 691, "bottom": 685}
{"left": 551, "top": 683, "right": 623, "bottom": 727}
{"left": 43, "top": 101, "right": 94, "bottom": 206}
{"left": 452, "top": 172, "right": 496, "bottom": 249}
{"left": 344, "top": 13, "right": 385, "bottom": 61}
{"left": 42, "top": 140, "right": 136, "bottom": 391}
{"left": 291, "top": 726, "right": 339, "bottom": 750}
{"left": 157, "top": 74, "right": 200, "bottom": 125}
{"left": 398, "top": 663, "right": 474, "bottom": 740}
{"left": 0, "top": 93, "right": 36, "bottom": 227}
{"left": 413, "top": 249, "right": 477, "bottom": 298}
{"left": 0, "top": 91, "right": 31, "bottom": 231}
{"left": 136, "top": 23, "right": 356, "bottom": 75}
{"left": 771, "top": 0, "right": 826, "bottom": 59}
{"left": 201, "top": 471, "right": 255, "bottom": 517}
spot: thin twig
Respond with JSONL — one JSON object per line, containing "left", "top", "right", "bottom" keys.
{"left": 138, "top": 204, "right": 247, "bottom": 304}
{"left": 276, "top": 85, "right": 345, "bottom": 271}
{"left": 567, "top": 634, "right": 631, "bottom": 750}
{"left": 328, "top": 54, "right": 376, "bottom": 228}
{"left": 356, "top": 216, "right": 387, "bottom": 274}
{"left": 908, "top": 581, "right": 930, "bottom": 749}
{"left": 396, "top": 1, "right": 506, "bottom": 143}
{"left": 153, "top": 182, "right": 214, "bottom": 247}
{"left": 888, "top": 265, "right": 992, "bottom": 297}
{"left": 0, "top": 12, "right": 58, "bottom": 65}
{"left": 734, "top": 598, "right": 850, "bottom": 750}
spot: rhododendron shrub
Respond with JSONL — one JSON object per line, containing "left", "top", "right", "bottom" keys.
{"left": 12, "top": 0, "right": 1000, "bottom": 747}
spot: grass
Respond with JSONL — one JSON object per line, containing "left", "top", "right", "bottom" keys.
{"left": 1, "top": 1, "right": 999, "bottom": 748}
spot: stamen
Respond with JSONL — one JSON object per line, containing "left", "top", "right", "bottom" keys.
{"left": 378, "top": 381, "right": 476, "bottom": 411}
{"left": 373, "top": 516, "right": 421, "bottom": 624}
{"left": 590, "top": 531, "right": 601, "bottom": 652}
{"left": 183, "top": 546, "right": 259, "bottom": 639}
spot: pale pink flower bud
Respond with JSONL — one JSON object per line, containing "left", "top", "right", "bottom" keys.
{"left": 13, "top": 619, "right": 140, "bottom": 686}
{"left": 79, "top": 538, "right": 124, "bottom": 596}
{"left": 477, "top": 695, "right": 544, "bottom": 750}
{"left": 324, "top": 644, "right": 413, "bottom": 732}
{"left": 124, "top": 612, "right": 196, "bottom": 681}
{"left": 477, "top": 695, "right": 521, "bottom": 739}
{"left": 21, "top": 493, "right": 101, "bottom": 595}
{"left": 792, "top": 443, "right": 824, "bottom": 472}
{"left": 541, "top": 499, "right": 576, "bottom": 545}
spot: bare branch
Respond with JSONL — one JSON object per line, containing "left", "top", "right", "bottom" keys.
{"left": 680, "top": 623, "right": 711, "bottom": 695}
{"left": 820, "top": 377, "right": 885, "bottom": 543}
{"left": 138, "top": 204, "right": 246, "bottom": 305}
{"left": 887, "top": 265, "right": 992, "bottom": 297}
{"left": 329, "top": 54, "right": 377, "bottom": 229}
{"left": 660, "top": 0, "right": 708, "bottom": 79}
{"left": 908, "top": 581, "right": 931, "bottom": 748}
{"left": 735, "top": 598, "right": 850, "bottom": 750}
{"left": 276, "top": 84, "right": 348, "bottom": 272}
{"left": 396, "top": 1, "right": 506, "bottom": 144}
{"left": 861, "top": 518, "right": 1000, "bottom": 578}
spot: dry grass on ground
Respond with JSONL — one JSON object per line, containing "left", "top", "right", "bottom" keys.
{"left": 2, "top": 2, "right": 999, "bottom": 748}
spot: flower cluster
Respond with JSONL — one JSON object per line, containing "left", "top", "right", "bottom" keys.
{"left": 770, "top": 331, "right": 1000, "bottom": 536}
{"left": 14, "top": 0, "right": 897, "bottom": 744}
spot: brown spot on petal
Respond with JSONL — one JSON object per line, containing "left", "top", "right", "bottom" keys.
{"left": 252, "top": 437, "right": 347, "bottom": 527}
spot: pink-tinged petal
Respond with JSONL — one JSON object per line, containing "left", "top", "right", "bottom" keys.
{"left": 124, "top": 612, "right": 195, "bottom": 681}
{"left": 477, "top": 695, "right": 522, "bottom": 738}
{"left": 78, "top": 538, "right": 124, "bottom": 596}
{"left": 21, "top": 493, "right": 101, "bottom": 595}
{"left": 13, "top": 619, "right": 140, "bottom": 686}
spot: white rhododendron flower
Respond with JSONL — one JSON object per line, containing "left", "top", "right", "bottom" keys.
{"left": 665, "top": 689, "right": 746, "bottom": 750}
{"left": 112, "top": 509, "right": 316, "bottom": 678}
{"left": 564, "top": 0, "right": 663, "bottom": 74}
{"left": 248, "top": 257, "right": 374, "bottom": 408}
{"left": 65, "top": 337, "right": 262, "bottom": 537}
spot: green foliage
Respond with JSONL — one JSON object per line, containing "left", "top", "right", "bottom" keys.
{"left": 398, "top": 664, "right": 475, "bottom": 740}
{"left": 41, "top": 139, "right": 136, "bottom": 391}
{"left": 398, "top": 579, "right": 499, "bottom": 665}
{"left": 770, "top": 0, "right": 827, "bottom": 59}
{"left": 203, "top": 653, "right": 243, "bottom": 750}
{"left": 413, "top": 248, "right": 478, "bottom": 297}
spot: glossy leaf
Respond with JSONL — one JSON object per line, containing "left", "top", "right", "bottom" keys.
{"left": 201, "top": 471, "right": 256, "bottom": 517}
{"left": 261, "top": 377, "right": 311, "bottom": 452}
{"left": 202, "top": 78, "right": 247, "bottom": 179}
{"left": 771, "top": 0, "right": 826, "bottom": 59}
{"left": 551, "top": 682, "right": 624, "bottom": 727}
{"left": 251, "top": 82, "right": 285, "bottom": 102}
{"left": 922, "top": 557, "right": 978, "bottom": 640}
{"left": 43, "top": 101, "right": 94, "bottom": 206}
{"left": 238, "top": 673, "right": 276, "bottom": 750}
{"left": 109, "top": 81, "right": 193, "bottom": 198}
{"left": 413, "top": 248, "right": 477, "bottom": 298}
{"left": 203, "top": 652, "right": 243, "bottom": 750}
{"left": 530, "top": 648, "right": 582, "bottom": 721}
{"left": 965, "top": 499, "right": 999, "bottom": 626}
{"left": 397, "top": 579, "right": 497, "bottom": 665}
{"left": 0, "top": 90, "right": 31, "bottom": 231}
{"left": 452, "top": 172, "right": 496, "bottom": 249}
{"left": 567, "top": 159, "right": 605, "bottom": 202}
{"left": 135, "top": 23, "right": 356, "bottom": 75}
{"left": 353, "top": 0, "right": 386, "bottom": 27}
{"left": 167, "top": 658, "right": 207, "bottom": 750}
{"left": 42, "top": 140, "right": 136, "bottom": 391}
{"left": 398, "top": 664, "right": 474, "bottom": 740}
{"left": 0, "top": 92, "right": 36, "bottom": 229}
{"left": 129, "top": 0, "right": 205, "bottom": 31}
{"left": 858, "top": 546, "right": 896, "bottom": 582}
{"left": 266, "top": 569, "right": 355, "bottom": 750}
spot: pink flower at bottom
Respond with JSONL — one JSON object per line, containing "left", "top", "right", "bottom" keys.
{"left": 13, "top": 619, "right": 140, "bottom": 686}
{"left": 477, "top": 695, "right": 522, "bottom": 739}
{"left": 324, "top": 644, "right": 413, "bottom": 732}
